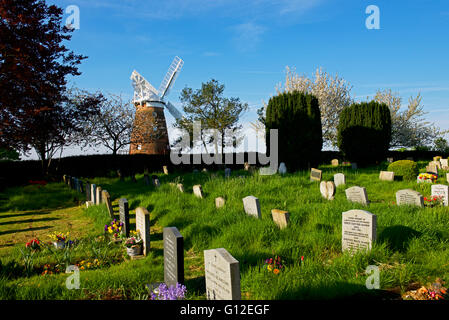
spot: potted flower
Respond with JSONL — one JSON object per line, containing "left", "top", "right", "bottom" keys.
{"left": 424, "top": 196, "right": 443, "bottom": 208}
{"left": 48, "top": 232, "right": 69, "bottom": 249}
{"left": 418, "top": 173, "right": 438, "bottom": 183}
{"left": 124, "top": 233, "right": 143, "bottom": 256}
{"left": 25, "top": 238, "right": 41, "bottom": 251}
{"left": 104, "top": 219, "right": 124, "bottom": 242}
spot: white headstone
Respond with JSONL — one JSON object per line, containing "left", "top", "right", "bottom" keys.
{"left": 271, "top": 209, "right": 289, "bottom": 229}
{"left": 342, "top": 209, "right": 376, "bottom": 253}
{"left": 242, "top": 196, "right": 261, "bottom": 219}
{"left": 135, "top": 207, "right": 150, "bottom": 256}
{"left": 440, "top": 159, "right": 448, "bottom": 170}
{"left": 334, "top": 173, "right": 346, "bottom": 187}
{"left": 320, "top": 181, "right": 335, "bottom": 200}
{"left": 215, "top": 197, "right": 225, "bottom": 208}
{"left": 431, "top": 184, "right": 449, "bottom": 206}
{"left": 204, "top": 248, "right": 241, "bottom": 300}
{"left": 278, "top": 162, "right": 287, "bottom": 175}
{"left": 177, "top": 183, "right": 184, "bottom": 193}
{"left": 395, "top": 189, "right": 424, "bottom": 207}
{"left": 379, "top": 171, "right": 395, "bottom": 181}
{"left": 193, "top": 185, "right": 203, "bottom": 198}
{"left": 345, "top": 186, "right": 369, "bottom": 205}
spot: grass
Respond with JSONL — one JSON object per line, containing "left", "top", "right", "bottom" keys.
{"left": 0, "top": 161, "right": 448, "bottom": 300}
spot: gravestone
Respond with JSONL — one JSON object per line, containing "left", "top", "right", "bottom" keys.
{"left": 215, "top": 197, "right": 225, "bottom": 208}
{"left": 431, "top": 184, "right": 449, "bottom": 207}
{"left": 331, "top": 159, "right": 339, "bottom": 166}
{"left": 426, "top": 164, "right": 438, "bottom": 175}
{"left": 271, "top": 209, "right": 289, "bottom": 229}
{"left": 96, "top": 186, "right": 102, "bottom": 205}
{"left": 345, "top": 186, "right": 369, "bottom": 206}
{"left": 119, "top": 198, "right": 130, "bottom": 237}
{"left": 387, "top": 157, "right": 394, "bottom": 163}
{"left": 351, "top": 163, "right": 358, "bottom": 170}
{"left": 85, "top": 182, "right": 91, "bottom": 201}
{"left": 278, "top": 162, "right": 287, "bottom": 175}
{"left": 379, "top": 171, "right": 395, "bottom": 181}
{"left": 91, "top": 184, "right": 96, "bottom": 205}
{"left": 395, "top": 189, "right": 424, "bottom": 207}
{"left": 163, "top": 166, "right": 169, "bottom": 175}
{"left": 193, "top": 185, "right": 203, "bottom": 198}
{"left": 440, "top": 159, "right": 448, "bottom": 170}
{"left": 73, "top": 178, "right": 78, "bottom": 192}
{"left": 242, "top": 196, "right": 261, "bottom": 219}
{"left": 135, "top": 207, "right": 150, "bottom": 256}
{"left": 153, "top": 178, "right": 161, "bottom": 188}
{"left": 320, "top": 181, "right": 336, "bottom": 200}
{"left": 310, "top": 168, "right": 322, "bottom": 182}
{"left": 204, "top": 248, "right": 241, "bottom": 300}
{"left": 177, "top": 183, "right": 185, "bottom": 193}
{"left": 85, "top": 201, "right": 94, "bottom": 208}
{"left": 431, "top": 160, "right": 442, "bottom": 170}
{"left": 144, "top": 174, "right": 150, "bottom": 186}
{"left": 244, "top": 162, "right": 250, "bottom": 171}
{"left": 63, "top": 175, "right": 67, "bottom": 184}
{"left": 447, "top": 173, "right": 449, "bottom": 184}
{"left": 342, "top": 209, "right": 377, "bottom": 253}
{"left": 334, "top": 173, "right": 346, "bottom": 187}
{"left": 102, "top": 190, "right": 114, "bottom": 219}
{"left": 164, "top": 227, "right": 184, "bottom": 287}
{"left": 224, "top": 168, "right": 231, "bottom": 178}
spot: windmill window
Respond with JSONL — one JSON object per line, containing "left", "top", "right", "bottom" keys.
{"left": 137, "top": 145, "right": 142, "bottom": 150}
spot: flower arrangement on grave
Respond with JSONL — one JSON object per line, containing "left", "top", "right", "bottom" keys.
{"left": 424, "top": 196, "right": 444, "bottom": 208}
{"left": 124, "top": 230, "right": 143, "bottom": 256}
{"left": 402, "top": 279, "right": 447, "bottom": 300}
{"left": 150, "top": 283, "right": 187, "bottom": 300}
{"left": 77, "top": 259, "right": 102, "bottom": 270}
{"left": 264, "top": 255, "right": 284, "bottom": 274}
{"left": 418, "top": 173, "right": 438, "bottom": 183}
{"left": 25, "top": 238, "right": 41, "bottom": 251}
{"left": 48, "top": 232, "right": 69, "bottom": 249}
{"left": 104, "top": 219, "right": 124, "bottom": 240}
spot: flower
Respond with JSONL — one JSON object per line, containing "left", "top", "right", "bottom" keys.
{"left": 273, "top": 269, "right": 280, "bottom": 275}
{"left": 150, "top": 283, "right": 187, "bottom": 300}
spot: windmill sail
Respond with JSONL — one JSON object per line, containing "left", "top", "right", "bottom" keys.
{"left": 165, "top": 101, "right": 183, "bottom": 120}
{"left": 158, "top": 56, "right": 184, "bottom": 99}
{"left": 130, "top": 70, "right": 159, "bottom": 103}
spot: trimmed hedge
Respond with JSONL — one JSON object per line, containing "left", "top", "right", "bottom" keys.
{"left": 387, "top": 160, "right": 418, "bottom": 181}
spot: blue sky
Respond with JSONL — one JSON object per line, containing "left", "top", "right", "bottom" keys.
{"left": 28, "top": 0, "right": 449, "bottom": 158}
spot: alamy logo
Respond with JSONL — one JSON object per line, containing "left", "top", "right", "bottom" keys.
{"left": 65, "top": 265, "right": 80, "bottom": 290}
{"left": 65, "top": 5, "right": 80, "bottom": 30}
{"left": 365, "top": 265, "right": 380, "bottom": 289}
{"left": 365, "top": 5, "right": 380, "bottom": 30}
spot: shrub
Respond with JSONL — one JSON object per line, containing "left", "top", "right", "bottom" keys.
{"left": 387, "top": 160, "right": 418, "bottom": 181}
{"left": 265, "top": 91, "right": 322, "bottom": 170}
{"left": 337, "top": 101, "right": 391, "bottom": 165}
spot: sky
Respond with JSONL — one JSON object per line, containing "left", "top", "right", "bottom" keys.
{"left": 24, "top": 0, "right": 449, "bottom": 159}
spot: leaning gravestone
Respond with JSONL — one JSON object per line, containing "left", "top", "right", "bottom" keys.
{"left": 242, "top": 196, "right": 261, "bottom": 219}
{"left": 320, "top": 181, "right": 336, "bottom": 200}
{"left": 193, "top": 185, "right": 204, "bottom": 198}
{"left": 91, "top": 184, "right": 96, "bottom": 205}
{"left": 215, "top": 197, "right": 225, "bottom": 208}
{"left": 278, "top": 162, "right": 287, "bottom": 175}
{"left": 271, "top": 209, "right": 289, "bottom": 229}
{"left": 96, "top": 186, "right": 102, "bottom": 205}
{"left": 135, "top": 207, "right": 150, "bottom": 256}
{"left": 204, "top": 248, "right": 241, "bottom": 300}
{"left": 177, "top": 183, "right": 185, "bottom": 193}
{"left": 395, "top": 189, "right": 424, "bottom": 207}
{"left": 334, "top": 173, "right": 346, "bottom": 187}
{"left": 164, "top": 227, "right": 184, "bottom": 287}
{"left": 119, "top": 198, "right": 130, "bottom": 237}
{"left": 431, "top": 184, "right": 449, "bottom": 207}
{"left": 310, "top": 168, "right": 322, "bottom": 182}
{"left": 102, "top": 190, "right": 114, "bottom": 219}
{"left": 379, "top": 171, "right": 395, "bottom": 181}
{"left": 345, "top": 186, "right": 369, "bottom": 206}
{"left": 331, "top": 159, "right": 339, "bottom": 166}
{"left": 342, "top": 209, "right": 377, "bottom": 253}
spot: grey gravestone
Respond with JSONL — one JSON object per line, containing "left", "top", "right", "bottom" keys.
{"left": 135, "top": 207, "right": 150, "bottom": 256}
{"left": 225, "top": 168, "right": 231, "bottom": 178}
{"left": 334, "top": 173, "right": 346, "bottom": 187}
{"left": 91, "top": 184, "right": 96, "bottom": 205}
{"left": 320, "top": 181, "right": 336, "bottom": 200}
{"left": 96, "top": 186, "right": 102, "bottom": 205}
{"left": 163, "top": 227, "right": 184, "bottom": 287}
{"left": 204, "top": 248, "right": 241, "bottom": 300}
{"left": 310, "top": 168, "right": 322, "bottom": 182}
{"left": 144, "top": 174, "right": 150, "bottom": 186}
{"left": 85, "top": 182, "right": 91, "bottom": 201}
{"left": 278, "top": 162, "right": 287, "bottom": 175}
{"left": 342, "top": 209, "right": 376, "bottom": 253}
{"left": 379, "top": 171, "right": 395, "bottom": 181}
{"left": 396, "top": 189, "right": 424, "bottom": 207}
{"left": 119, "top": 198, "right": 130, "bottom": 237}
{"left": 215, "top": 197, "right": 225, "bottom": 208}
{"left": 271, "top": 209, "right": 289, "bottom": 229}
{"left": 193, "top": 185, "right": 203, "bottom": 198}
{"left": 431, "top": 184, "right": 449, "bottom": 206}
{"left": 102, "top": 190, "right": 114, "bottom": 219}
{"left": 345, "top": 186, "right": 369, "bottom": 206}
{"left": 242, "top": 196, "right": 261, "bottom": 218}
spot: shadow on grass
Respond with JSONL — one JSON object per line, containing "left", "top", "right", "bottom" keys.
{"left": 0, "top": 211, "right": 51, "bottom": 220}
{"left": 185, "top": 276, "right": 206, "bottom": 297}
{"left": 0, "top": 225, "right": 52, "bottom": 236}
{"left": 0, "top": 217, "right": 59, "bottom": 226}
{"left": 378, "top": 225, "right": 422, "bottom": 253}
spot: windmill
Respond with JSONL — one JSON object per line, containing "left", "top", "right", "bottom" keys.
{"left": 129, "top": 56, "right": 184, "bottom": 155}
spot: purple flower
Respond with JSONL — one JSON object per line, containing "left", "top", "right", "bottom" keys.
{"left": 150, "top": 283, "right": 187, "bottom": 300}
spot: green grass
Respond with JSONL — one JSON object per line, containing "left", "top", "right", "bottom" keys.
{"left": 0, "top": 161, "right": 448, "bottom": 300}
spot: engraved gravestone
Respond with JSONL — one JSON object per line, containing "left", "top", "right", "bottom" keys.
{"left": 135, "top": 207, "right": 150, "bottom": 256}
{"left": 431, "top": 184, "right": 449, "bottom": 207}
{"left": 395, "top": 189, "right": 424, "bottom": 207}
{"left": 215, "top": 197, "right": 225, "bottom": 208}
{"left": 342, "top": 209, "right": 376, "bottom": 252}
{"left": 119, "top": 198, "right": 130, "bottom": 237}
{"left": 345, "top": 186, "right": 369, "bottom": 205}
{"left": 204, "top": 248, "right": 241, "bottom": 300}
{"left": 271, "top": 209, "right": 289, "bottom": 229}
{"left": 193, "top": 185, "right": 203, "bottom": 198}
{"left": 426, "top": 164, "right": 438, "bottom": 175}
{"left": 334, "top": 173, "right": 346, "bottom": 187}
{"left": 164, "top": 227, "right": 184, "bottom": 287}
{"left": 310, "top": 168, "right": 322, "bottom": 182}
{"left": 379, "top": 171, "right": 395, "bottom": 181}
{"left": 242, "top": 196, "right": 261, "bottom": 219}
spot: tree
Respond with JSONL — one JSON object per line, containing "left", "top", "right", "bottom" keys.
{"left": 373, "top": 89, "right": 447, "bottom": 148}
{"left": 0, "top": 0, "right": 88, "bottom": 172}
{"left": 175, "top": 79, "right": 248, "bottom": 154}
{"left": 434, "top": 137, "right": 449, "bottom": 154}
{"left": 79, "top": 94, "right": 135, "bottom": 156}
{"left": 0, "top": 148, "right": 20, "bottom": 161}
{"left": 272, "top": 66, "right": 353, "bottom": 147}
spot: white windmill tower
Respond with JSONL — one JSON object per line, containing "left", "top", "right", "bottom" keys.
{"left": 129, "top": 56, "right": 184, "bottom": 155}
